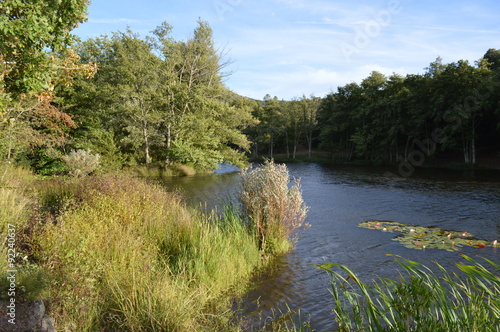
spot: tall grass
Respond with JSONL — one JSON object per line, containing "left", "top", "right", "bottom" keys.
{"left": 0, "top": 167, "right": 49, "bottom": 301}
{"left": 27, "top": 174, "right": 262, "bottom": 331}
{"left": 240, "top": 160, "right": 309, "bottom": 254}
{"left": 0, "top": 167, "right": 32, "bottom": 232}
{"left": 1, "top": 163, "right": 311, "bottom": 331}
{"left": 318, "top": 255, "right": 500, "bottom": 332}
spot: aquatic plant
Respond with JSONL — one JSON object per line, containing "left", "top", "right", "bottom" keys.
{"left": 318, "top": 255, "right": 500, "bottom": 332}
{"left": 359, "top": 220, "right": 497, "bottom": 251}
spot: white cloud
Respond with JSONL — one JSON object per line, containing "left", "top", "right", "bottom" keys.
{"left": 405, "top": 25, "right": 500, "bottom": 35}
{"left": 88, "top": 18, "right": 142, "bottom": 24}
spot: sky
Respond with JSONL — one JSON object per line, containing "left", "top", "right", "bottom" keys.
{"left": 73, "top": 0, "right": 500, "bottom": 100}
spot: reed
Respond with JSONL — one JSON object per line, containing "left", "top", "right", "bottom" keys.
{"left": 318, "top": 255, "right": 500, "bottom": 332}
{"left": 240, "top": 160, "right": 309, "bottom": 254}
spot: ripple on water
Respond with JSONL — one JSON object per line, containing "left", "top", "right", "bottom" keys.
{"left": 161, "top": 163, "right": 500, "bottom": 331}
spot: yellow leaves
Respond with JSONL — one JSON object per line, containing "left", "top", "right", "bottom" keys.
{"left": 36, "top": 90, "right": 53, "bottom": 102}
{"left": 55, "top": 49, "right": 97, "bottom": 87}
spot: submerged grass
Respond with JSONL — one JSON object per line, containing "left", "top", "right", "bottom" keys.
{"left": 318, "top": 255, "right": 500, "bottom": 332}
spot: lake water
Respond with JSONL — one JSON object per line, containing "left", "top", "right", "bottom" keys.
{"left": 160, "top": 163, "right": 500, "bottom": 331}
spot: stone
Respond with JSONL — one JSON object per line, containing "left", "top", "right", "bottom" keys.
{"left": 0, "top": 299, "right": 56, "bottom": 332}
{"left": 39, "top": 315, "right": 56, "bottom": 332}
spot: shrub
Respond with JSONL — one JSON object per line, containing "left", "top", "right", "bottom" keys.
{"left": 240, "top": 160, "right": 309, "bottom": 254}
{"left": 318, "top": 255, "right": 500, "bottom": 332}
{"left": 28, "top": 147, "right": 68, "bottom": 176}
{"left": 62, "top": 149, "right": 100, "bottom": 177}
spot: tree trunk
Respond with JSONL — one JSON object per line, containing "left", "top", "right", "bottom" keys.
{"left": 165, "top": 124, "right": 172, "bottom": 165}
{"left": 462, "top": 133, "right": 470, "bottom": 164}
{"left": 471, "top": 119, "right": 476, "bottom": 164}
{"left": 307, "top": 133, "right": 313, "bottom": 158}
{"left": 471, "top": 137, "right": 476, "bottom": 164}
{"left": 285, "top": 131, "right": 290, "bottom": 158}
{"left": 404, "top": 136, "right": 412, "bottom": 162}
{"left": 142, "top": 119, "right": 150, "bottom": 164}
{"left": 348, "top": 140, "right": 354, "bottom": 161}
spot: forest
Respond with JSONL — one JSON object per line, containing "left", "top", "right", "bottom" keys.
{"left": 1, "top": 1, "right": 500, "bottom": 175}
{"left": 251, "top": 52, "right": 500, "bottom": 171}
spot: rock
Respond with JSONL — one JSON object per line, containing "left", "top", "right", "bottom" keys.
{"left": 0, "top": 299, "right": 56, "bottom": 332}
{"left": 39, "top": 315, "right": 56, "bottom": 332}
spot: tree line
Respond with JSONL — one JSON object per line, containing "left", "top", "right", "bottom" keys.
{"left": 1, "top": 0, "right": 499, "bottom": 174}
{"left": 250, "top": 51, "right": 500, "bottom": 168}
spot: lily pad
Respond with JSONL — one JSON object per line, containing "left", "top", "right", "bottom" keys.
{"left": 359, "top": 220, "right": 498, "bottom": 251}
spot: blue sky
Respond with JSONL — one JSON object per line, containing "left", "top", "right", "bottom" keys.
{"left": 73, "top": 0, "right": 500, "bottom": 100}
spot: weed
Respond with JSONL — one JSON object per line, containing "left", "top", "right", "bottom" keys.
{"left": 62, "top": 149, "right": 100, "bottom": 177}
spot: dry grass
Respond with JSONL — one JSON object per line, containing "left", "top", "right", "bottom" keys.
{"left": 240, "top": 160, "right": 309, "bottom": 254}
{"left": 0, "top": 167, "right": 48, "bottom": 301}
{"left": 29, "top": 173, "right": 262, "bottom": 331}
{"left": 1, "top": 163, "right": 310, "bottom": 331}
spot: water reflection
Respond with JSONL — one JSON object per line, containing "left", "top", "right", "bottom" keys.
{"left": 160, "top": 163, "right": 500, "bottom": 331}
{"left": 160, "top": 165, "right": 241, "bottom": 211}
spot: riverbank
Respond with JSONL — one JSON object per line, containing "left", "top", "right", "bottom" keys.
{"left": 0, "top": 168, "right": 293, "bottom": 331}
{"left": 252, "top": 148, "right": 500, "bottom": 171}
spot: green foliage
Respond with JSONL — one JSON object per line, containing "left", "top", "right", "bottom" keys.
{"left": 318, "top": 256, "right": 500, "bottom": 332}
{"left": 483, "top": 48, "right": 500, "bottom": 71}
{"left": 60, "top": 21, "right": 254, "bottom": 173}
{"left": 240, "top": 160, "right": 309, "bottom": 254}
{"left": 28, "top": 147, "right": 67, "bottom": 176}
{"left": 0, "top": 0, "right": 90, "bottom": 94}
{"left": 247, "top": 94, "right": 321, "bottom": 160}
{"left": 315, "top": 54, "right": 500, "bottom": 165}
{"left": 0, "top": 0, "right": 96, "bottom": 174}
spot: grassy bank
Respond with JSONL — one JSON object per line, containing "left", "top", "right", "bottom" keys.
{"left": 0, "top": 162, "right": 309, "bottom": 331}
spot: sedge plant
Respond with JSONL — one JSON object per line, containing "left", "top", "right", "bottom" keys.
{"left": 318, "top": 255, "right": 500, "bottom": 332}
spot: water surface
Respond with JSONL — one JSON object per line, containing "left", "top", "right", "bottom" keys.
{"left": 161, "top": 163, "right": 500, "bottom": 331}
